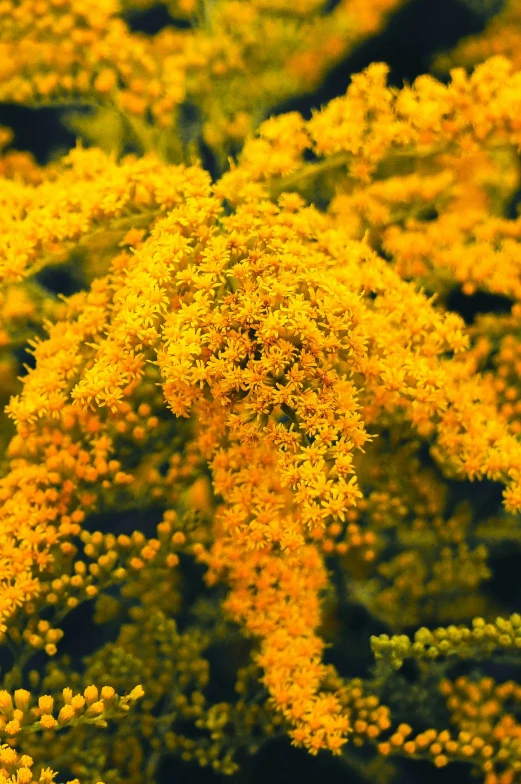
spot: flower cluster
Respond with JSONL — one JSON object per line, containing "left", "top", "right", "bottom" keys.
{"left": 2, "top": 3, "right": 521, "bottom": 783}
{"left": 0, "top": 0, "right": 405, "bottom": 162}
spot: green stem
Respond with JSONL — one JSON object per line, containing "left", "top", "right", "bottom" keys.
{"left": 269, "top": 152, "right": 351, "bottom": 199}
{"left": 18, "top": 209, "right": 164, "bottom": 283}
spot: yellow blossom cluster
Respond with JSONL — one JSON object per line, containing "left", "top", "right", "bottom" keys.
{"left": 0, "top": 146, "right": 212, "bottom": 285}
{"left": 0, "top": 684, "right": 144, "bottom": 736}
{"left": 221, "top": 57, "right": 521, "bottom": 190}
{"left": 3, "top": 126, "right": 521, "bottom": 774}
{"left": 0, "top": 0, "right": 187, "bottom": 130}
{"left": 221, "top": 56, "right": 521, "bottom": 330}
{"left": 3, "top": 2, "right": 521, "bottom": 781}
{"left": 0, "top": 744, "right": 63, "bottom": 784}
{"left": 375, "top": 675, "right": 521, "bottom": 781}
{"left": 0, "top": 0, "right": 406, "bottom": 162}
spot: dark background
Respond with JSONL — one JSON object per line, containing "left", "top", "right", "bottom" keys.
{"left": 1, "top": 1, "right": 515, "bottom": 782}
